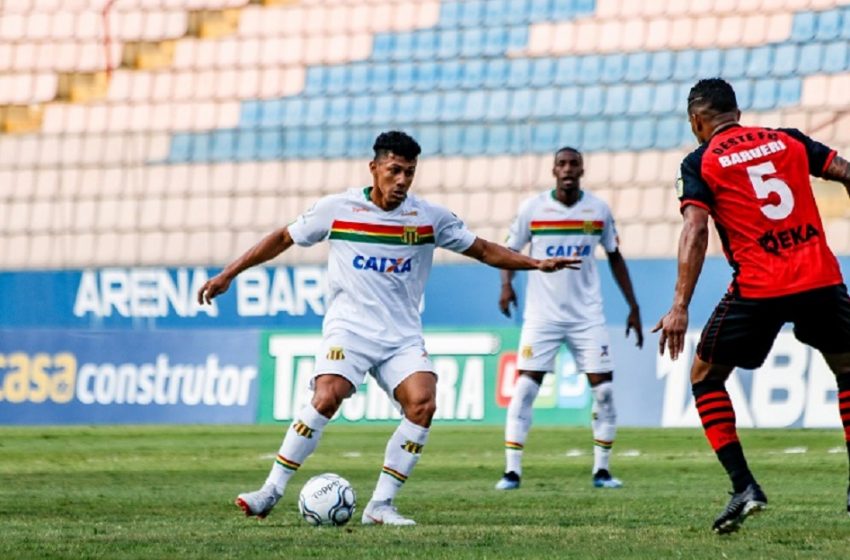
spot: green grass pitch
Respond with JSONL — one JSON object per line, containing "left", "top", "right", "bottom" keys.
{"left": 1, "top": 425, "right": 848, "bottom": 559}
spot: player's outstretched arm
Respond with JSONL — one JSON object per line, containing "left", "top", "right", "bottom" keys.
{"left": 652, "top": 205, "right": 709, "bottom": 360}
{"left": 197, "top": 226, "right": 295, "bottom": 305}
{"left": 822, "top": 154, "right": 850, "bottom": 196}
{"left": 499, "top": 268, "right": 517, "bottom": 318}
{"left": 462, "top": 237, "right": 580, "bottom": 272}
{"left": 607, "top": 250, "right": 643, "bottom": 348}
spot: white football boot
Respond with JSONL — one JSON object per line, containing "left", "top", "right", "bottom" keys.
{"left": 361, "top": 500, "right": 416, "bottom": 526}
{"left": 235, "top": 483, "right": 282, "bottom": 519}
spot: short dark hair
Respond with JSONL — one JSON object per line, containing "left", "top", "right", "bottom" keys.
{"left": 555, "top": 146, "right": 582, "bottom": 159}
{"left": 687, "top": 78, "right": 738, "bottom": 114}
{"left": 373, "top": 130, "right": 421, "bottom": 161}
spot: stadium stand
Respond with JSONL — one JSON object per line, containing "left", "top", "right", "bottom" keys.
{"left": 0, "top": 0, "right": 849, "bottom": 268}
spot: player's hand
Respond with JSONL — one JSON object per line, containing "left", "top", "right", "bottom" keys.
{"left": 499, "top": 284, "right": 517, "bottom": 318}
{"left": 652, "top": 305, "right": 688, "bottom": 360}
{"left": 197, "top": 273, "right": 233, "bottom": 305}
{"left": 537, "top": 257, "right": 581, "bottom": 272}
{"left": 626, "top": 306, "right": 644, "bottom": 348}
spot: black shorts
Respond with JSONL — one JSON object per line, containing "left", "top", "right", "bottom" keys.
{"left": 697, "top": 284, "right": 850, "bottom": 369}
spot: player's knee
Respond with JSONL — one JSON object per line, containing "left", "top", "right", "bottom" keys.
{"left": 311, "top": 389, "right": 345, "bottom": 418}
{"left": 403, "top": 395, "right": 437, "bottom": 425}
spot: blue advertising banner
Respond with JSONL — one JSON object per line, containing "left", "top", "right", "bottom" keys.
{"left": 0, "top": 330, "right": 260, "bottom": 425}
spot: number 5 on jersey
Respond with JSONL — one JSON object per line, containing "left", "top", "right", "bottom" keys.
{"left": 747, "top": 161, "right": 794, "bottom": 220}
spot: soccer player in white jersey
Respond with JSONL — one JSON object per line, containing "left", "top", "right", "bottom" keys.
{"left": 495, "top": 146, "right": 643, "bottom": 491}
{"left": 197, "top": 131, "right": 579, "bottom": 526}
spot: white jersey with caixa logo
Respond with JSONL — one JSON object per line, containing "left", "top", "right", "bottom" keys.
{"left": 288, "top": 187, "right": 476, "bottom": 345}
{"left": 506, "top": 190, "right": 618, "bottom": 325}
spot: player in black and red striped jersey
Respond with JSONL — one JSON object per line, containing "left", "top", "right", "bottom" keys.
{"left": 654, "top": 78, "right": 850, "bottom": 534}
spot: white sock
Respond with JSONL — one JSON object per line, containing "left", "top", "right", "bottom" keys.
{"left": 504, "top": 374, "right": 541, "bottom": 476}
{"left": 370, "top": 417, "right": 430, "bottom": 503}
{"left": 264, "top": 404, "right": 330, "bottom": 494}
{"left": 591, "top": 381, "right": 616, "bottom": 474}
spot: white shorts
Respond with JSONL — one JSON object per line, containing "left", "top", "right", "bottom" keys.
{"left": 516, "top": 321, "right": 613, "bottom": 374}
{"left": 311, "top": 330, "right": 434, "bottom": 399}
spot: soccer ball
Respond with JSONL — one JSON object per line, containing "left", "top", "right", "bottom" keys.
{"left": 298, "top": 473, "right": 356, "bottom": 527}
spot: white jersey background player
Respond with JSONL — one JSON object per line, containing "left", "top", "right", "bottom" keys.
{"left": 198, "top": 131, "right": 580, "bottom": 526}
{"left": 496, "top": 146, "right": 643, "bottom": 491}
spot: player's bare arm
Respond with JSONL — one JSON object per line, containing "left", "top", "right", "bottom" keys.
{"left": 463, "top": 237, "right": 580, "bottom": 273}
{"left": 499, "top": 268, "right": 517, "bottom": 318}
{"left": 197, "top": 227, "right": 295, "bottom": 304}
{"left": 652, "top": 205, "right": 710, "bottom": 359}
{"left": 822, "top": 154, "right": 850, "bottom": 194}
{"left": 607, "top": 250, "right": 643, "bottom": 348}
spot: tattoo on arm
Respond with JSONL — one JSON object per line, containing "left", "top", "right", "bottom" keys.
{"left": 823, "top": 155, "right": 850, "bottom": 190}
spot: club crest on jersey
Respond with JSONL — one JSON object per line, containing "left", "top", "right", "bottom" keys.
{"left": 327, "top": 347, "right": 345, "bottom": 361}
{"left": 521, "top": 345, "right": 534, "bottom": 359}
{"left": 401, "top": 226, "right": 420, "bottom": 244}
{"left": 353, "top": 255, "right": 413, "bottom": 273}
{"left": 582, "top": 220, "right": 596, "bottom": 234}
{"left": 546, "top": 244, "right": 591, "bottom": 257}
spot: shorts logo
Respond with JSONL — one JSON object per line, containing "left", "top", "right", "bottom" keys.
{"left": 601, "top": 345, "right": 609, "bottom": 357}
{"left": 401, "top": 440, "right": 423, "bottom": 454}
{"left": 521, "top": 345, "right": 533, "bottom": 359}
{"left": 327, "top": 347, "right": 345, "bottom": 361}
{"left": 401, "top": 226, "right": 420, "bottom": 244}
{"left": 292, "top": 421, "right": 314, "bottom": 438}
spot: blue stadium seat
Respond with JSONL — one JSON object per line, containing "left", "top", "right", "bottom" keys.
{"left": 603, "top": 85, "right": 629, "bottom": 116}
{"left": 746, "top": 46, "right": 773, "bottom": 78}
{"left": 235, "top": 129, "right": 257, "bottom": 161}
{"left": 415, "top": 62, "right": 439, "bottom": 91}
{"left": 464, "top": 91, "right": 487, "bottom": 121}
{"left": 369, "top": 64, "right": 393, "bottom": 94}
{"left": 416, "top": 92, "right": 439, "bottom": 123}
{"left": 304, "top": 67, "right": 325, "bottom": 94}
{"left": 283, "top": 99, "right": 304, "bottom": 126}
{"left": 438, "top": 60, "right": 463, "bottom": 89}
{"left": 459, "top": 0, "right": 485, "bottom": 27}
{"left": 654, "top": 117, "right": 681, "bottom": 150}
{"left": 438, "top": 1, "right": 461, "bottom": 27}
{"left": 530, "top": 58, "right": 555, "bottom": 87}
{"left": 239, "top": 100, "right": 262, "bottom": 127}
{"left": 627, "top": 85, "right": 652, "bottom": 115}
{"left": 461, "top": 28, "right": 486, "bottom": 58}
{"left": 371, "top": 34, "right": 394, "bottom": 61}
{"left": 729, "top": 79, "right": 752, "bottom": 109}
{"left": 507, "top": 0, "right": 531, "bottom": 24}
{"left": 577, "top": 55, "right": 601, "bottom": 84}
{"left": 553, "top": 57, "right": 579, "bottom": 86}
{"left": 582, "top": 120, "right": 607, "bottom": 151}
{"left": 648, "top": 51, "right": 673, "bottom": 81}
{"left": 392, "top": 32, "right": 416, "bottom": 61}
{"left": 509, "top": 123, "right": 528, "bottom": 154}
{"left": 509, "top": 89, "right": 534, "bottom": 119}
{"left": 815, "top": 9, "right": 842, "bottom": 41}
{"left": 558, "top": 121, "right": 582, "bottom": 148}
{"left": 326, "top": 97, "right": 350, "bottom": 125}
{"left": 348, "top": 64, "right": 369, "bottom": 94}
{"left": 350, "top": 97, "right": 373, "bottom": 125}
{"left": 651, "top": 83, "right": 676, "bottom": 114}
{"left": 484, "top": 0, "right": 509, "bottom": 25}
{"left": 574, "top": 0, "right": 595, "bottom": 16}
{"left": 208, "top": 129, "right": 235, "bottom": 161}
{"left": 722, "top": 48, "right": 747, "bottom": 78}
{"left": 601, "top": 54, "right": 626, "bottom": 83}
{"left": 608, "top": 119, "right": 630, "bottom": 151}
{"left": 395, "top": 94, "right": 418, "bottom": 124}
{"left": 673, "top": 50, "right": 697, "bottom": 81}
{"left": 507, "top": 59, "right": 532, "bottom": 88}
{"left": 486, "top": 90, "right": 510, "bottom": 120}
{"left": 843, "top": 9, "right": 850, "bottom": 39}
{"left": 191, "top": 131, "right": 213, "bottom": 161}
{"left": 528, "top": 0, "right": 553, "bottom": 23}
{"left": 325, "top": 66, "right": 348, "bottom": 95}
{"left": 558, "top": 87, "right": 582, "bottom": 116}
{"left": 630, "top": 118, "right": 654, "bottom": 150}
{"left": 579, "top": 86, "right": 605, "bottom": 117}
{"left": 771, "top": 44, "right": 797, "bottom": 76}
{"left": 441, "top": 91, "right": 465, "bottom": 121}
{"left": 624, "top": 52, "right": 650, "bottom": 82}
{"left": 483, "top": 28, "right": 507, "bottom": 57}
{"left": 304, "top": 98, "right": 326, "bottom": 125}
{"left": 168, "top": 133, "right": 192, "bottom": 162}
{"left": 414, "top": 30, "right": 438, "bottom": 61}
{"left": 777, "top": 78, "right": 801, "bottom": 107}
{"left": 438, "top": 30, "right": 461, "bottom": 59}
{"left": 484, "top": 59, "right": 508, "bottom": 88}
{"left": 326, "top": 129, "right": 346, "bottom": 156}
{"left": 822, "top": 41, "right": 848, "bottom": 73}
{"left": 462, "top": 59, "right": 486, "bottom": 89}
{"left": 463, "top": 126, "right": 486, "bottom": 155}
{"left": 751, "top": 80, "right": 777, "bottom": 110}
{"left": 531, "top": 88, "right": 558, "bottom": 117}
{"left": 417, "top": 126, "right": 440, "bottom": 156}
{"left": 393, "top": 63, "right": 416, "bottom": 92}
{"left": 507, "top": 26, "right": 529, "bottom": 51}
{"left": 697, "top": 49, "right": 722, "bottom": 78}
{"left": 796, "top": 43, "right": 823, "bottom": 74}
{"left": 486, "top": 125, "right": 511, "bottom": 154}
{"left": 532, "top": 122, "right": 558, "bottom": 151}
{"left": 301, "top": 128, "right": 324, "bottom": 158}
{"left": 791, "top": 11, "right": 816, "bottom": 42}
{"left": 346, "top": 128, "right": 373, "bottom": 158}
{"left": 258, "top": 129, "right": 283, "bottom": 160}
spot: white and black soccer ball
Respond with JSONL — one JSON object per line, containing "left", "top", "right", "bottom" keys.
{"left": 298, "top": 473, "right": 356, "bottom": 527}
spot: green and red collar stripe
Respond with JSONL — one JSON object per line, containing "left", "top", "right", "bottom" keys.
{"left": 530, "top": 220, "right": 603, "bottom": 236}
{"left": 329, "top": 220, "right": 435, "bottom": 245}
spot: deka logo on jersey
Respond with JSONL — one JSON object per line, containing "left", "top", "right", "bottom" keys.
{"left": 352, "top": 256, "right": 413, "bottom": 273}
{"left": 545, "top": 245, "right": 592, "bottom": 257}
